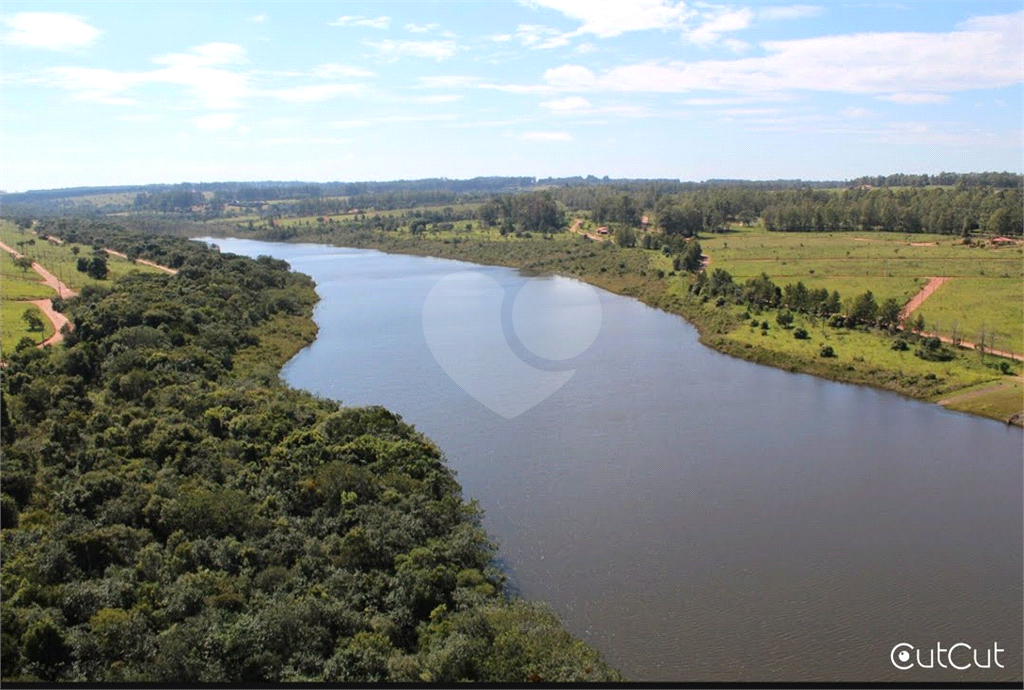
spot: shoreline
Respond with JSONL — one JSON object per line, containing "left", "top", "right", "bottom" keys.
{"left": 202, "top": 231, "right": 1023, "bottom": 427}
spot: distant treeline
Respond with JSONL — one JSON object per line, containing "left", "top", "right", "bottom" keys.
{"left": 4, "top": 172, "right": 1019, "bottom": 218}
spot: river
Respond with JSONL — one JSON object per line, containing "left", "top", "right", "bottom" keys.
{"left": 199, "top": 238, "right": 1022, "bottom": 682}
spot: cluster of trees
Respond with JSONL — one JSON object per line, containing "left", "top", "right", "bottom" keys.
{"left": 590, "top": 194, "right": 642, "bottom": 227}
{"left": 75, "top": 255, "right": 108, "bottom": 280}
{"left": 0, "top": 228, "right": 621, "bottom": 683}
{"left": 133, "top": 186, "right": 210, "bottom": 214}
{"left": 692, "top": 269, "right": 903, "bottom": 329}
{"left": 760, "top": 187, "right": 1023, "bottom": 235}
{"left": 478, "top": 191, "right": 565, "bottom": 235}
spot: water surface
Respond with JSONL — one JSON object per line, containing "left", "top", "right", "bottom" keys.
{"left": 202, "top": 238, "right": 1022, "bottom": 682}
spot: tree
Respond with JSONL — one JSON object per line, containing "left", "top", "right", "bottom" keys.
{"left": 911, "top": 312, "right": 925, "bottom": 334}
{"left": 848, "top": 290, "right": 878, "bottom": 326}
{"left": 776, "top": 311, "right": 794, "bottom": 328}
{"left": 22, "top": 308, "right": 45, "bottom": 338}
{"left": 14, "top": 256, "right": 33, "bottom": 273}
{"left": 876, "top": 298, "right": 902, "bottom": 330}
{"left": 87, "top": 256, "right": 109, "bottom": 280}
{"left": 679, "top": 240, "right": 703, "bottom": 272}
{"left": 614, "top": 226, "right": 636, "bottom": 248}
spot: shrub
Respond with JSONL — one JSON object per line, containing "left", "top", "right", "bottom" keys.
{"left": 793, "top": 328, "right": 809, "bottom": 340}
{"left": 891, "top": 339, "right": 909, "bottom": 351}
{"left": 819, "top": 345, "right": 835, "bottom": 358}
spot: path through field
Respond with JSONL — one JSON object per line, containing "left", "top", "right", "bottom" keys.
{"left": 900, "top": 276, "right": 950, "bottom": 320}
{"left": 0, "top": 240, "right": 78, "bottom": 347}
{"left": 103, "top": 248, "right": 178, "bottom": 275}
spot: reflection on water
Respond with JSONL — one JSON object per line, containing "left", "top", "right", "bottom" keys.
{"left": 201, "top": 238, "right": 1023, "bottom": 682}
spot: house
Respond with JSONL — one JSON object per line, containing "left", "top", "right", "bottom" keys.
{"left": 641, "top": 216, "right": 649, "bottom": 229}
{"left": 596, "top": 226, "right": 609, "bottom": 235}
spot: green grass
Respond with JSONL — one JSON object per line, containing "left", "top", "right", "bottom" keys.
{"left": 941, "top": 377, "right": 1024, "bottom": 421}
{"left": 0, "top": 221, "right": 166, "bottom": 291}
{"left": 0, "top": 250, "right": 55, "bottom": 300}
{"left": 915, "top": 277, "right": 1024, "bottom": 355}
{"left": 722, "top": 308, "right": 1011, "bottom": 398}
{"left": 0, "top": 301, "right": 54, "bottom": 356}
{"left": 700, "top": 225, "right": 1023, "bottom": 353}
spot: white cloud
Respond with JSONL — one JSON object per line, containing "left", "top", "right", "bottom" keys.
{"left": 491, "top": 34, "right": 513, "bottom": 42}
{"left": 758, "top": 5, "right": 822, "bottom": 21}
{"left": 877, "top": 93, "right": 951, "bottom": 104}
{"left": 415, "top": 94, "right": 463, "bottom": 103}
{"left": 367, "top": 39, "right": 456, "bottom": 61}
{"left": 573, "top": 42, "right": 597, "bottom": 54}
{"left": 40, "top": 42, "right": 251, "bottom": 110}
{"left": 150, "top": 43, "right": 250, "bottom": 109}
{"left": 841, "top": 107, "right": 872, "bottom": 118}
{"left": 515, "top": 24, "right": 571, "bottom": 49}
{"left": 544, "top": 64, "right": 597, "bottom": 89}
{"left": 418, "top": 75, "right": 481, "bottom": 88}
{"left": 406, "top": 22, "right": 440, "bottom": 33}
{"left": 525, "top": 0, "right": 695, "bottom": 38}
{"left": 268, "top": 83, "right": 362, "bottom": 103}
{"left": 516, "top": 12, "right": 1023, "bottom": 97}
{"left": 331, "top": 15, "right": 390, "bottom": 29}
{"left": 687, "top": 8, "right": 752, "bottom": 46}
{"left": 541, "top": 96, "right": 592, "bottom": 112}
{"left": 42, "top": 66, "right": 141, "bottom": 104}
{"left": 311, "top": 63, "right": 375, "bottom": 78}
{"left": 2, "top": 12, "right": 100, "bottom": 50}
{"left": 192, "top": 113, "right": 239, "bottom": 131}
{"left": 521, "top": 131, "right": 573, "bottom": 141}
{"left": 721, "top": 38, "right": 750, "bottom": 53}
{"left": 250, "top": 14, "right": 267, "bottom": 23}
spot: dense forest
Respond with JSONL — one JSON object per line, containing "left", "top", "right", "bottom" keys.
{"left": 0, "top": 225, "right": 621, "bottom": 682}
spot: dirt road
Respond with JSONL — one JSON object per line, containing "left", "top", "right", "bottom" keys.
{"left": 103, "top": 248, "right": 178, "bottom": 274}
{"left": 0, "top": 240, "right": 78, "bottom": 347}
{"left": 900, "top": 276, "right": 950, "bottom": 320}
{"left": 569, "top": 218, "right": 609, "bottom": 242}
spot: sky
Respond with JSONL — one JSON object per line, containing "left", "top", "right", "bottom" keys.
{"left": 1, "top": 1, "right": 1022, "bottom": 191}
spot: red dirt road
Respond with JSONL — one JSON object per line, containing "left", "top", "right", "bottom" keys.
{"left": 899, "top": 276, "right": 949, "bottom": 320}
{"left": 0, "top": 240, "right": 78, "bottom": 347}
{"left": 103, "top": 248, "right": 178, "bottom": 275}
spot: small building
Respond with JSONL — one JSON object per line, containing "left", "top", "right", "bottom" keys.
{"left": 641, "top": 216, "right": 649, "bottom": 229}
{"left": 596, "top": 226, "right": 609, "bottom": 235}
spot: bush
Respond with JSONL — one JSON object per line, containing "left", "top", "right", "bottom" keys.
{"left": 891, "top": 339, "right": 909, "bottom": 351}
{"left": 775, "top": 311, "right": 794, "bottom": 328}
{"left": 819, "top": 345, "right": 835, "bottom": 358}
{"left": 793, "top": 328, "right": 809, "bottom": 340}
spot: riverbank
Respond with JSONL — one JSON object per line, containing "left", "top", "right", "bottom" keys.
{"left": 210, "top": 225, "right": 1021, "bottom": 425}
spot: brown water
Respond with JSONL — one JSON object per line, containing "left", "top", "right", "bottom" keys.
{"left": 204, "top": 238, "right": 1023, "bottom": 682}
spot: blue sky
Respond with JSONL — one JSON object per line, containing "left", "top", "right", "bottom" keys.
{"left": 1, "top": 1, "right": 1021, "bottom": 191}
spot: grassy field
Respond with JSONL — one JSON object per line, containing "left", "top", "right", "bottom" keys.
{"left": 700, "top": 225, "right": 1023, "bottom": 354}
{"left": 0, "top": 221, "right": 166, "bottom": 291}
{"left": 0, "top": 249, "right": 55, "bottom": 299}
{"left": 914, "top": 277, "right": 1023, "bottom": 355}
{"left": 0, "top": 301, "right": 54, "bottom": 355}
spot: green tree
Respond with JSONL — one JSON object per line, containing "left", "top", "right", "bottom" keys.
{"left": 848, "top": 290, "right": 878, "bottom": 326}
{"left": 614, "top": 226, "right": 636, "bottom": 248}
{"left": 877, "top": 297, "right": 902, "bottom": 330}
{"left": 21, "top": 308, "right": 45, "bottom": 336}
{"left": 679, "top": 240, "right": 703, "bottom": 272}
